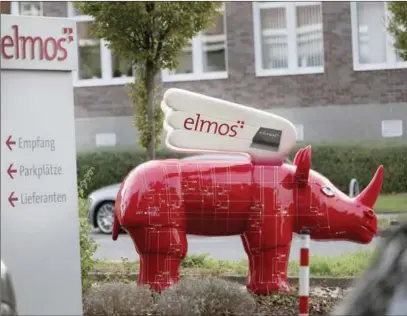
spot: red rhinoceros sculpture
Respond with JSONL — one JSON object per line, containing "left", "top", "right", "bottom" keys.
{"left": 112, "top": 146, "right": 383, "bottom": 295}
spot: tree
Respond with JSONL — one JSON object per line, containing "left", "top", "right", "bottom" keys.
{"left": 388, "top": 2, "right": 407, "bottom": 61}
{"left": 75, "top": 2, "right": 223, "bottom": 159}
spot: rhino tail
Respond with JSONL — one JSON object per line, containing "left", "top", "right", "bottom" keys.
{"left": 112, "top": 208, "right": 120, "bottom": 241}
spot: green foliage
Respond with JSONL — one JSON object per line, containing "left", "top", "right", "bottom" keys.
{"left": 77, "top": 142, "right": 407, "bottom": 197}
{"left": 79, "top": 219, "right": 98, "bottom": 295}
{"left": 74, "top": 2, "right": 222, "bottom": 70}
{"left": 78, "top": 167, "right": 95, "bottom": 199}
{"left": 388, "top": 2, "right": 407, "bottom": 60}
{"left": 288, "top": 141, "right": 407, "bottom": 195}
{"left": 375, "top": 193, "right": 407, "bottom": 213}
{"left": 76, "top": 148, "right": 186, "bottom": 196}
{"left": 289, "top": 250, "right": 374, "bottom": 277}
{"left": 78, "top": 168, "right": 98, "bottom": 295}
{"left": 74, "top": 1, "right": 222, "bottom": 159}
{"left": 126, "top": 68, "right": 164, "bottom": 150}
{"left": 78, "top": 198, "right": 89, "bottom": 218}
{"left": 93, "top": 249, "right": 377, "bottom": 278}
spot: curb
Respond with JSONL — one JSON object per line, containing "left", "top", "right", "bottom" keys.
{"left": 89, "top": 272, "right": 356, "bottom": 288}
{"left": 377, "top": 227, "right": 399, "bottom": 238}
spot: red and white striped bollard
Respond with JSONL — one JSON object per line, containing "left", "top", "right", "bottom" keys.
{"left": 299, "top": 229, "right": 310, "bottom": 316}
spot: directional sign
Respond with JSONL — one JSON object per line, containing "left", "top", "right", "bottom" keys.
{"left": 1, "top": 15, "right": 82, "bottom": 316}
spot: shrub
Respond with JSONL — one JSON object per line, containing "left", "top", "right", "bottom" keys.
{"left": 181, "top": 253, "right": 213, "bottom": 268}
{"left": 76, "top": 148, "right": 185, "bottom": 196}
{"left": 83, "top": 283, "right": 155, "bottom": 316}
{"left": 78, "top": 198, "right": 88, "bottom": 218}
{"left": 80, "top": 219, "right": 98, "bottom": 295}
{"left": 289, "top": 140, "right": 407, "bottom": 194}
{"left": 78, "top": 167, "right": 98, "bottom": 294}
{"left": 156, "top": 277, "right": 256, "bottom": 316}
{"left": 77, "top": 140, "right": 407, "bottom": 197}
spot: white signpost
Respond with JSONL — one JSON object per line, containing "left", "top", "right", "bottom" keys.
{"left": 1, "top": 15, "right": 83, "bottom": 315}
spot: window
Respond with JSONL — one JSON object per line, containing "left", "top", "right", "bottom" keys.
{"left": 161, "top": 4, "right": 228, "bottom": 82}
{"left": 3, "top": 2, "right": 43, "bottom": 15}
{"left": 351, "top": 2, "right": 407, "bottom": 71}
{"left": 67, "top": 2, "right": 134, "bottom": 87}
{"left": 18, "top": 1, "right": 43, "bottom": 16}
{"left": 253, "top": 2, "right": 324, "bottom": 76}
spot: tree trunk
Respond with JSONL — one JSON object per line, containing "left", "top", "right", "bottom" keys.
{"left": 145, "top": 60, "right": 155, "bottom": 160}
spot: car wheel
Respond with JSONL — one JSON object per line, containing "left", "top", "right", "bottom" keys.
{"left": 95, "top": 201, "right": 115, "bottom": 234}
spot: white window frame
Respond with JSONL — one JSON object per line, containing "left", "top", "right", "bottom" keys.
{"left": 67, "top": 2, "right": 134, "bottom": 87}
{"left": 253, "top": 1, "right": 325, "bottom": 77}
{"left": 350, "top": 2, "right": 407, "bottom": 71}
{"left": 161, "top": 4, "right": 228, "bottom": 82}
{"left": 10, "top": 1, "right": 43, "bottom": 16}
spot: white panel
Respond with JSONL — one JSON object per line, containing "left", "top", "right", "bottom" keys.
{"left": 381, "top": 120, "right": 403, "bottom": 138}
{"left": 95, "top": 133, "right": 117, "bottom": 147}
{"left": 295, "top": 124, "right": 305, "bottom": 141}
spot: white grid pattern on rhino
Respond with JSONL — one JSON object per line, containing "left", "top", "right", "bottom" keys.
{"left": 134, "top": 162, "right": 333, "bottom": 247}
{"left": 139, "top": 164, "right": 182, "bottom": 226}
{"left": 139, "top": 228, "right": 186, "bottom": 285}
{"left": 126, "top": 159, "right": 342, "bottom": 286}
{"left": 180, "top": 161, "right": 253, "bottom": 214}
{"left": 308, "top": 178, "right": 331, "bottom": 232}
{"left": 139, "top": 163, "right": 329, "bottom": 222}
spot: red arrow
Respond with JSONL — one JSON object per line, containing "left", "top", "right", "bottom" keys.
{"left": 6, "top": 135, "right": 16, "bottom": 151}
{"left": 7, "top": 164, "right": 17, "bottom": 179}
{"left": 8, "top": 192, "right": 18, "bottom": 207}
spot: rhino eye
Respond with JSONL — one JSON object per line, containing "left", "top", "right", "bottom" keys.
{"left": 321, "top": 186, "right": 335, "bottom": 197}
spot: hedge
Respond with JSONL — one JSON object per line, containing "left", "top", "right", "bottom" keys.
{"left": 77, "top": 141, "right": 407, "bottom": 197}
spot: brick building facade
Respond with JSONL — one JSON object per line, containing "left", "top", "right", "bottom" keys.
{"left": 2, "top": 1, "right": 406, "bottom": 146}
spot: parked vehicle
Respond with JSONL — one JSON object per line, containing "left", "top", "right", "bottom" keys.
{"left": 87, "top": 154, "right": 292, "bottom": 234}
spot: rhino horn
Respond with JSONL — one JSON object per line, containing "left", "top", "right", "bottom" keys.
{"left": 356, "top": 165, "right": 384, "bottom": 208}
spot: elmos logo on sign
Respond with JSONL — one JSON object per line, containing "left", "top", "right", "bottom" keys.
{"left": 183, "top": 113, "right": 245, "bottom": 138}
{"left": 1, "top": 25, "right": 74, "bottom": 61}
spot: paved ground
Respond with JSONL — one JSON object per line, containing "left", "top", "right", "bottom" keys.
{"left": 91, "top": 231, "right": 382, "bottom": 262}
{"left": 90, "top": 213, "right": 396, "bottom": 261}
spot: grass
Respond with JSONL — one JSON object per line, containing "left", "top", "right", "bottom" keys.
{"left": 93, "top": 249, "right": 376, "bottom": 278}
{"left": 375, "top": 193, "right": 407, "bottom": 213}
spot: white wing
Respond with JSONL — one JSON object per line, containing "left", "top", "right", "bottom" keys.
{"left": 161, "top": 88, "right": 297, "bottom": 164}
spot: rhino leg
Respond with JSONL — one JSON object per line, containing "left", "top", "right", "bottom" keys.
{"left": 126, "top": 226, "right": 188, "bottom": 292}
{"left": 241, "top": 231, "right": 292, "bottom": 295}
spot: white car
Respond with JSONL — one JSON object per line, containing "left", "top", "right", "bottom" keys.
{"left": 87, "top": 154, "right": 292, "bottom": 234}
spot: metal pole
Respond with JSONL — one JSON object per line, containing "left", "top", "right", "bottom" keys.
{"left": 299, "top": 230, "right": 310, "bottom": 316}
{"left": 349, "top": 178, "right": 360, "bottom": 198}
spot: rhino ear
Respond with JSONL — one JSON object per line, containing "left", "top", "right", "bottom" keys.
{"left": 293, "top": 148, "right": 305, "bottom": 165}
{"left": 294, "top": 145, "right": 312, "bottom": 187}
